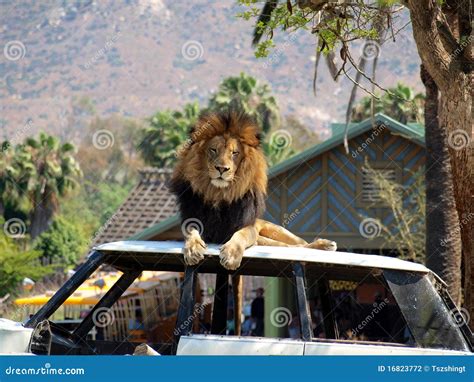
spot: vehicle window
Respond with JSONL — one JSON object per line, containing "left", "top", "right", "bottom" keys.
{"left": 93, "top": 272, "right": 181, "bottom": 345}
{"left": 191, "top": 274, "right": 297, "bottom": 339}
{"left": 384, "top": 270, "right": 470, "bottom": 352}
{"left": 305, "top": 269, "right": 416, "bottom": 345}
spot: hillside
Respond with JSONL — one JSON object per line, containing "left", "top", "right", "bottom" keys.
{"left": 0, "top": 0, "right": 422, "bottom": 141}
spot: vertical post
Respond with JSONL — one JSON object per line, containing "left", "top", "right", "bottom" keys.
{"left": 25, "top": 251, "right": 105, "bottom": 328}
{"left": 292, "top": 262, "right": 313, "bottom": 341}
{"left": 264, "top": 277, "right": 285, "bottom": 338}
{"left": 318, "top": 276, "right": 338, "bottom": 339}
{"left": 211, "top": 273, "right": 228, "bottom": 335}
{"left": 173, "top": 266, "right": 197, "bottom": 353}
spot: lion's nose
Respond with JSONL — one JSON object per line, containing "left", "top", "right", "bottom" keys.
{"left": 215, "top": 166, "right": 230, "bottom": 174}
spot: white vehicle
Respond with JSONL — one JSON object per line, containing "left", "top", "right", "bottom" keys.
{"left": 1, "top": 241, "right": 472, "bottom": 355}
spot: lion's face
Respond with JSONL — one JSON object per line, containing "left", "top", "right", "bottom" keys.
{"left": 205, "top": 135, "right": 243, "bottom": 188}
{"left": 173, "top": 111, "right": 268, "bottom": 204}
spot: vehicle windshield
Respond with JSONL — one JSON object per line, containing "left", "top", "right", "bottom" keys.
{"left": 384, "top": 270, "right": 470, "bottom": 352}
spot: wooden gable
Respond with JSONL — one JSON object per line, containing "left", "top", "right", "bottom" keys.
{"left": 263, "top": 125, "right": 425, "bottom": 250}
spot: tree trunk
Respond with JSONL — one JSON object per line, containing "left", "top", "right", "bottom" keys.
{"left": 408, "top": 0, "right": 473, "bottom": 327}
{"left": 421, "top": 65, "right": 462, "bottom": 304}
{"left": 439, "top": 74, "right": 473, "bottom": 318}
{"left": 29, "top": 202, "right": 54, "bottom": 240}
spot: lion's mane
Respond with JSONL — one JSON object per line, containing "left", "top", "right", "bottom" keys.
{"left": 170, "top": 110, "right": 268, "bottom": 244}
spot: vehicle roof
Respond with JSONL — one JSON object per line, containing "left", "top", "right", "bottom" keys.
{"left": 94, "top": 240, "right": 430, "bottom": 274}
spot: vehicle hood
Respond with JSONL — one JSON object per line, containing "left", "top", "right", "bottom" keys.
{"left": 0, "top": 318, "right": 33, "bottom": 354}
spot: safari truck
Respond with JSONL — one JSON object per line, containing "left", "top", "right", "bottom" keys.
{"left": 0, "top": 241, "right": 472, "bottom": 355}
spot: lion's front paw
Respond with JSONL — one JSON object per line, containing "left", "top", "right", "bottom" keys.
{"left": 306, "top": 238, "right": 337, "bottom": 251}
{"left": 183, "top": 236, "right": 207, "bottom": 266}
{"left": 219, "top": 241, "right": 245, "bottom": 270}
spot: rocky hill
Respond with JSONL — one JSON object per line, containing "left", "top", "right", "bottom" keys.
{"left": 0, "top": 0, "right": 422, "bottom": 141}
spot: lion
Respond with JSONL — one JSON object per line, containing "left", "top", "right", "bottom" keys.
{"left": 170, "top": 110, "right": 336, "bottom": 334}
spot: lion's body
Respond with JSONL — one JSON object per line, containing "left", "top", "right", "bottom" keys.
{"left": 170, "top": 110, "right": 336, "bottom": 335}
{"left": 170, "top": 177, "right": 265, "bottom": 244}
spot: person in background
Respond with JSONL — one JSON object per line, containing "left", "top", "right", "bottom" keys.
{"left": 226, "top": 308, "right": 235, "bottom": 335}
{"left": 241, "top": 305, "right": 254, "bottom": 335}
{"left": 251, "top": 288, "right": 264, "bottom": 336}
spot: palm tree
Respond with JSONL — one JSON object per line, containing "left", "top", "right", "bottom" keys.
{"left": 207, "top": 72, "right": 280, "bottom": 134}
{"left": 18, "top": 133, "right": 82, "bottom": 239}
{"left": 420, "top": 65, "right": 462, "bottom": 305}
{"left": 139, "top": 102, "right": 200, "bottom": 168}
{"left": 0, "top": 143, "right": 18, "bottom": 216}
{"left": 351, "top": 83, "right": 425, "bottom": 124}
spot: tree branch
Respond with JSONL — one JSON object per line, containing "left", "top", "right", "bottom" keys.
{"left": 406, "top": 0, "right": 453, "bottom": 87}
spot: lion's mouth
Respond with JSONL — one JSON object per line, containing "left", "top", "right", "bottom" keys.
{"left": 211, "top": 177, "right": 230, "bottom": 188}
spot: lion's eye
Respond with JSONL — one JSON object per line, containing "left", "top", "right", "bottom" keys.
{"left": 232, "top": 151, "right": 239, "bottom": 157}
{"left": 209, "top": 148, "right": 217, "bottom": 154}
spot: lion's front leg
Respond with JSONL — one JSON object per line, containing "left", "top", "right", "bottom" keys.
{"left": 220, "top": 225, "right": 258, "bottom": 270}
{"left": 183, "top": 228, "right": 207, "bottom": 266}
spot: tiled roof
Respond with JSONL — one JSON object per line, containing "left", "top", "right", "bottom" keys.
{"left": 91, "top": 168, "right": 177, "bottom": 246}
